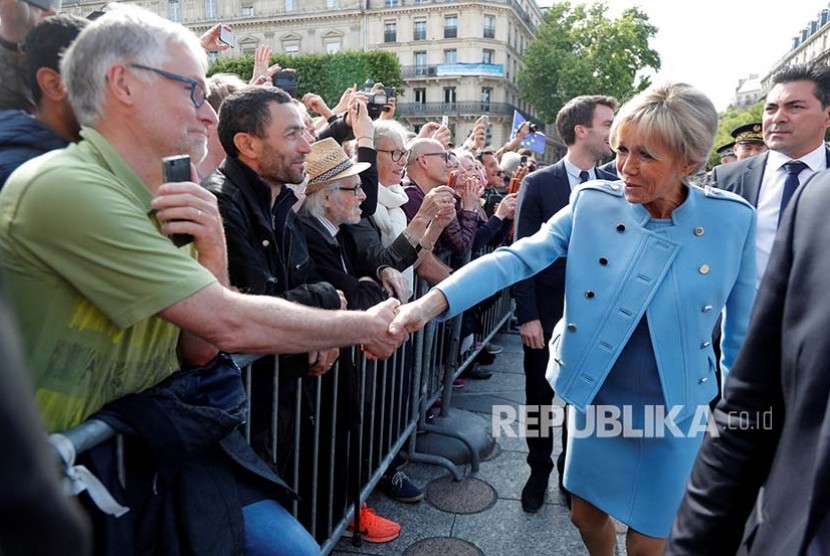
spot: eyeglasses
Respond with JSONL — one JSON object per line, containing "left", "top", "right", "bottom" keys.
{"left": 128, "top": 63, "right": 207, "bottom": 108}
{"left": 377, "top": 148, "right": 410, "bottom": 162}
{"left": 421, "top": 151, "right": 457, "bottom": 165}
{"left": 335, "top": 184, "right": 364, "bottom": 196}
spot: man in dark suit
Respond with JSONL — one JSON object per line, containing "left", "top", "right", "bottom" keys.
{"left": 711, "top": 61, "right": 830, "bottom": 289}
{"left": 667, "top": 169, "right": 830, "bottom": 556}
{"left": 512, "top": 94, "right": 619, "bottom": 512}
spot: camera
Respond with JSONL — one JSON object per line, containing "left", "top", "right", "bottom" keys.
{"left": 527, "top": 122, "right": 537, "bottom": 133}
{"left": 365, "top": 93, "right": 388, "bottom": 120}
{"left": 363, "top": 79, "right": 395, "bottom": 120}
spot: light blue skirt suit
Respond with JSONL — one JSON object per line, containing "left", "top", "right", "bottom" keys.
{"left": 435, "top": 181, "right": 756, "bottom": 537}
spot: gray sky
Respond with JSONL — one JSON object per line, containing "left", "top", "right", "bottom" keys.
{"left": 534, "top": 0, "right": 825, "bottom": 110}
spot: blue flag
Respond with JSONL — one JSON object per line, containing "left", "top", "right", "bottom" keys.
{"left": 511, "top": 110, "right": 546, "bottom": 154}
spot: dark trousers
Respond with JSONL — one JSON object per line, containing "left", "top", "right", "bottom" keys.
{"left": 522, "top": 343, "right": 566, "bottom": 481}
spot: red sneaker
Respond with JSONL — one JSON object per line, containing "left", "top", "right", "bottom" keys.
{"left": 345, "top": 503, "right": 401, "bottom": 543}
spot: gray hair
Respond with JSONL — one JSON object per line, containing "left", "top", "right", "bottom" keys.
{"left": 61, "top": 4, "right": 207, "bottom": 127}
{"left": 609, "top": 82, "right": 717, "bottom": 176}
{"left": 373, "top": 119, "right": 407, "bottom": 145}
{"left": 500, "top": 151, "right": 522, "bottom": 176}
{"left": 300, "top": 180, "right": 341, "bottom": 219}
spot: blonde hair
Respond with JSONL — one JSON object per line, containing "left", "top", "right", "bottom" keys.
{"left": 609, "top": 82, "right": 717, "bottom": 175}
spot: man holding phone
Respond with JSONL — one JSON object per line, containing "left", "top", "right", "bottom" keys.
{"left": 0, "top": 6, "right": 406, "bottom": 553}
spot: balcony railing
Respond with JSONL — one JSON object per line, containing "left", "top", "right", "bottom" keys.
{"left": 397, "top": 101, "right": 517, "bottom": 118}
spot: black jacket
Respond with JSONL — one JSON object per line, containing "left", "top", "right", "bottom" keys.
{"left": 202, "top": 157, "right": 340, "bottom": 309}
{"left": 81, "top": 357, "right": 290, "bottom": 556}
{"left": 298, "top": 214, "right": 387, "bottom": 311}
{"left": 341, "top": 216, "right": 418, "bottom": 279}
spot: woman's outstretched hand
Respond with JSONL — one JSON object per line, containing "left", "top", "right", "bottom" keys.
{"left": 389, "top": 289, "right": 449, "bottom": 336}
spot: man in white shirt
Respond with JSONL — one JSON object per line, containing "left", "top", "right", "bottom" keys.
{"left": 711, "top": 62, "right": 830, "bottom": 288}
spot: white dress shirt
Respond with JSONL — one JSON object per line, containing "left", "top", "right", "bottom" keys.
{"left": 563, "top": 157, "right": 596, "bottom": 190}
{"left": 755, "top": 145, "right": 827, "bottom": 288}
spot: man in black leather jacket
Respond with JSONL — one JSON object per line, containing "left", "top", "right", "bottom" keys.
{"left": 201, "top": 86, "right": 342, "bottom": 479}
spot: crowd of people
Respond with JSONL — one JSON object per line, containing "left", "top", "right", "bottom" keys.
{"left": 1, "top": 2, "right": 830, "bottom": 556}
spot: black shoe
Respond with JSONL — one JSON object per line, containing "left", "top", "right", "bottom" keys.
{"left": 474, "top": 350, "right": 496, "bottom": 366}
{"left": 462, "top": 364, "right": 493, "bottom": 380}
{"left": 521, "top": 471, "right": 549, "bottom": 513}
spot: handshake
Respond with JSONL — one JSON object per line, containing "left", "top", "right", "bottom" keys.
{"left": 363, "top": 290, "right": 447, "bottom": 359}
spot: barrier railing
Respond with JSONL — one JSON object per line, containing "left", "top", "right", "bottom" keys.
{"left": 48, "top": 247, "right": 514, "bottom": 555}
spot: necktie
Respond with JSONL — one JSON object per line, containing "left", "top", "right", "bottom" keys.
{"left": 579, "top": 170, "right": 590, "bottom": 184}
{"left": 779, "top": 160, "right": 808, "bottom": 224}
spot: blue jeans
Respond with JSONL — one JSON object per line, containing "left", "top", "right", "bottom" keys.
{"left": 242, "top": 500, "right": 320, "bottom": 556}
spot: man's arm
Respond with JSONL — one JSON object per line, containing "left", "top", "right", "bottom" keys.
{"left": 159, "top": 283, "right": 404, "bottom": 358}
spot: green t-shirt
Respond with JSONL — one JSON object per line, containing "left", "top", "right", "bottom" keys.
{"left": 0, "top": 127, "right": 217, "bottom": 431}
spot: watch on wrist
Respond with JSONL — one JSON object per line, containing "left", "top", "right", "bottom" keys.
{"left": 401, "top": 229, "right": 419, "bottom": 248}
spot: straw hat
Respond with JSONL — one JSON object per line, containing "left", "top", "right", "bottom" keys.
{"left": 305, "top": 138, "right": 371, "bottom": 194}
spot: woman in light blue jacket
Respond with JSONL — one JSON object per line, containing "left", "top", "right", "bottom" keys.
{"left": 391, "top": 82, "right": 756, "bottom": 555}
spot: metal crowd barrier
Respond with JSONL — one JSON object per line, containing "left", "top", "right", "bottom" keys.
{"left": 48, "top": 248, "right": 515, "bottom": 555}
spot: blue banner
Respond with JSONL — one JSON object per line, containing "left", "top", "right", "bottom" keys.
{"left": 435, "top": 63, "right": 504, "bottom": 77}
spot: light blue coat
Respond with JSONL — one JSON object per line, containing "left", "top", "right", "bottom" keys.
{"left": 438, "top": 181, "right": 756, "bottom": 421}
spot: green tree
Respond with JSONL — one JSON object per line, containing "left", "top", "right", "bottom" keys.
{"left": 518, "top": 2, "right": 660, "bottom": 123}
{"left": 709, "top": 101, "right": 764, "bottom": 167}
{"left": 208, "top": 50, "right": 402, "bottom": 108}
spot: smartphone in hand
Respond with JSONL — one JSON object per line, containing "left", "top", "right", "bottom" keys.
{"left": 161, "top": 155, "right": 194, "bottom": 247}
{"left": 218, "top": 26, "right": 235, "bottom": 47}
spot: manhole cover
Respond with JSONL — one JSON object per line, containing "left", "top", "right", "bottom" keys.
{"left": 425, "top": 476, "right": 497, "bottom": 514}
{"left": 403, "top": 537, "right": 483, "bottom": 556}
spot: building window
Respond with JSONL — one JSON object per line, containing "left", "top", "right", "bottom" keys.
{"left": 482, "top": 48, "right": 494, "bottom": 64}
{"left": 481, "top": 87, "right": 492, "bottom": 111}
{"left": 284, "top": 43, "right": 299, "bottom": 56}
{"left": 326, "top": 0, "right": 339, "bottom": 7}
{"left": 325, "top": 39, "right": 341, "bottom": 54}
{"left": 168, "top": 0, "right": 180, "bottom": 22}
{"left": 385, "top": 0, "right": 399, "bottom": 6}
{"left": 384, "top": 21, "right": 396, "bottom": 43}
{"left": 414, "top": 88, "right": 426, "bottom": 104}
{"left": 443, "top": 49, "right": 457, "bottom": 64}
{"left": 205, "top": 0, "right": 216, "bottom": 18}
{"left": 414, "top": 51, "right": 427, "bottom": 75}
{"left": 285, "top": 0, "right": 296, "bottom": 11}
{"left": 444, "top": 86, "right": 456, "bottom": 107}
{"left": 444, "top": 15, "right": 458, "bottom": 39}
{"left": 483, "top": 14, "right": 495, "bottom": 38}
{"left": 413, "top": 20, "right": 426, "bottom": 41}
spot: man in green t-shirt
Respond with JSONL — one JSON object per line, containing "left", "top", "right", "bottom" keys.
{"left": 0, "top": 5, "right": 405, "bottom": 434}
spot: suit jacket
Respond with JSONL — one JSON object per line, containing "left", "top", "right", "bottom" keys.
{"left": 439, "top": 182, "right": 756, "bottom": 419}
{"left": 667, "top": 170, "right": 830, "bottom": 555}
{"left": 710, "top": 148, "right": 830, "bottom": 206}
{"left": 512, "top": 160, "right": 616, "bottom": 334}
